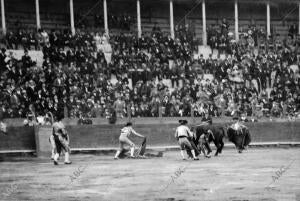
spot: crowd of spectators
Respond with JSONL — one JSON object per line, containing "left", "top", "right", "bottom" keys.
{"left": 0, "top": 19, "right": 300, "bottom": 121}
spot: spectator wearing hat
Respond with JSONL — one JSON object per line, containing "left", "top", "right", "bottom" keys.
{"left": 21, "top": 49, "right": 33, "bottom": 72}
{"left": 113, "top": 96, "right": 126, "bottom": 118}
{"left": 23, "top": 111, "right": 37, "bottom": 127}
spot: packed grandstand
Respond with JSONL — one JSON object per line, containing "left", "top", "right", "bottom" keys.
{"left": 0, "top": 0, "right": 299, "bottom": 122}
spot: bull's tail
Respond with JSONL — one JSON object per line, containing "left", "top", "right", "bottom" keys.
{"left": 221, "top": 126, "right": 227, "bottom": 139}
{"left": 244, "top": 129, "right": 251, "bottom": 147}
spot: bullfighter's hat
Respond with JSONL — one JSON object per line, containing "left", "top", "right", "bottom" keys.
{"left": 232, "top": 116, "right": 239, "bottom": 120}
{"left": 179, "top": 120, "right": 188, "bottom": 125}
{"left": 126, "top": 122, "right": 133, "bottom": 126}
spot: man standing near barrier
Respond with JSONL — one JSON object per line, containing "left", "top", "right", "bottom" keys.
{"left": 114, "top": 122, "right": 145, "bottom": 159}
{"left": 52, "top": 113, "right": 72, "bottom": 165}
{"left": 0, "top": 110, "right": 7, "bottom": 135}
{"left": 175, "top": 120, "right": 199, "bottom": 160}
{"left": 46, "top": 112, "right": 56, "bottom": 160}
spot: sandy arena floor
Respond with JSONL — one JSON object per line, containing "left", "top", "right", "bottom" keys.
{"left": 0, "top": 147, "right": 300, "bottom": 201}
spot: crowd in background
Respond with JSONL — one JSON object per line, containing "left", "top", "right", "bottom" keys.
{"left": 0, "top": 19, "right": 300, "bottom": 122}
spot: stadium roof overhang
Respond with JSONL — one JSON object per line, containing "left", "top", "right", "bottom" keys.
{"left": 110, "top": 0, "right": 299, "bottom": 7}
{"left": 132, "top": 0, "right": 300, "bottom": 4}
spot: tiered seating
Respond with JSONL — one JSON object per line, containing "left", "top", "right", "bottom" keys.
{"left": 6, "top": 12, "right": 36, "bottom": 30}
{"left": 40, "top": 13, "right": 69, "bottom": 30}
{"left": 140, "top": 17, "right": 170, "bottom": 34}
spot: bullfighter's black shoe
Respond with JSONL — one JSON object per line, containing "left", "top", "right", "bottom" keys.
{"left": 205, "top": 153, "right": 211, "bottom": 158}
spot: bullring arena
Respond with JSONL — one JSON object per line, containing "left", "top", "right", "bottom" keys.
{"left": 1, "top": 0, "right": 300, "bottom": 200}
{"left": 1, "top": 118, "right": 300, "bottom": 201}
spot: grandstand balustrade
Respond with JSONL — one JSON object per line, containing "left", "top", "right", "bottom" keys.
{"left": 0, "top": 0, "right": 299, "bottom": 40}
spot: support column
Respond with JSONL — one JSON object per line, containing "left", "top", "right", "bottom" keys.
{"left": 202, "top": 0, "right": 207, "bottom": 46}
{"left": 137, "top": 0, "right": 142, "bottom": 38}
{"left": 69, "top": 0, "right": 75, "bottom": 35}
{"left": 234, "top": 0, "right": 239, "bottom": 41}
{"left": 103, "top": 0, "right": 108, "bottom": 35}
{"left": 170, "top": 0, "right": 174, "bottom": 39}
{"left": 1, "top": 0, "right": 6, "bottom": 35}
{"left": 35, "top": 0, "right": 41, "bottom": 30}
{"left": 299, "top": 2, "right": 300, "bottom": 35}
{"left": 266, "top": 1, "right": 271, "bottom": 37}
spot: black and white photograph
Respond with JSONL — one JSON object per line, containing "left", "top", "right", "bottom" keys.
{"left": 0, "top": 0, "right": 300, "bottom": 200}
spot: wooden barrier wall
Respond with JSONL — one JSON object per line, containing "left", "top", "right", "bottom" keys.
{"left": 0, "top": 126, "right": 36, "bottom": 151}
{"left": 66, "top": 122, "right": 300, "bottom": 149}
{"left": 1, "top": 121, "right": 300, "bottom": 152}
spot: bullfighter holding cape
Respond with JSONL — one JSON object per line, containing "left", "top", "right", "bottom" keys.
{"left": 114, "top": 122, "right": 145, "bottom": 159}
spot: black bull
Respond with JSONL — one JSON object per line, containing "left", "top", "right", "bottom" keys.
{"left": 193, "top": 125, "right": 225, "bottom": 156}
{"left": 187, "top": 124, "right": 251, "bottom": 156}
{"left": 227, "top": 126, "right": 251, "bottom": 153}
